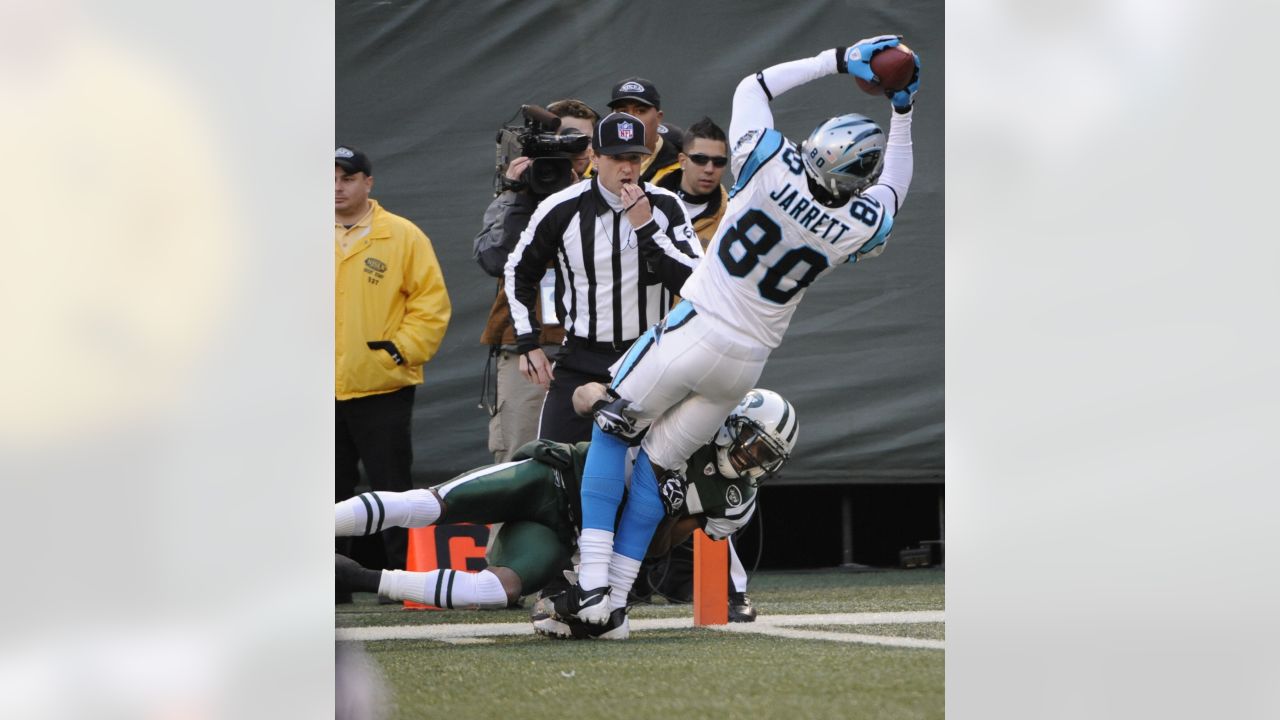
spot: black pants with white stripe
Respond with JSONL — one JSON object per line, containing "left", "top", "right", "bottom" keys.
{"left": 538, "top": 344, "right": 625, "bottom": 443}
{"left": 336, "top": 385, "right": 414, "bottom": 569}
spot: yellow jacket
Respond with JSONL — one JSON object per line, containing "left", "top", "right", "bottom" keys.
{"left": 336, "top": 199, "right": 451, "bottom": 400}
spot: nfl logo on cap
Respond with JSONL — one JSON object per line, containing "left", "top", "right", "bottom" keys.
{"left": 618, "top": 121, "right": 634, "bottom": 141}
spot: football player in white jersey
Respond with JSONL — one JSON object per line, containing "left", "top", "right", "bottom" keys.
{"left": 565, "top": 36, "right": 921, "bottom": 626}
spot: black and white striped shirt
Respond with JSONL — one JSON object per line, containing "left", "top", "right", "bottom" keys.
{"left": 504, "top": 177, "right": 703, "bottom": 353}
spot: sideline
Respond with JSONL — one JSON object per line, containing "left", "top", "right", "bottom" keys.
{"left": 337, "top": 610, "right": 944, "bottom": 649}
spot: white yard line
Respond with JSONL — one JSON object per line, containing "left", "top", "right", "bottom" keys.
{"left": 757, "top": 610, "right": 944, "bottom": 627}
{"left": 336, "top": 616, "right": 692, "bottom": 642}
{"left": 712, "top": 622, "right": 945, "bottom": 649}
{"left": 337, "top": 610, "right": 944, "bottom": 650}
{"left": 437, "top": 637, "right": 495, "bottom": 645}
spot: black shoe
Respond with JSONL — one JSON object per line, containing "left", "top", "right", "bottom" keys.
{"left": 336, "top": 553, "right": 382, "bottom": 594}
{"left": 529, "top": 593, "right": 557, "bottom": 623}
{"left": 530, "top": 573, "right": 571, "bottom": 616}
{"left": 729, "top": 592, "right": 756, "bottom": 623}
{"left": 531, "top": 591, "right": 573, "bottom": 639}
{"left": 534, "top": 606, "right": 630, "bottom": 640}
{"left": 551, "top": 582, "right": 611, "bottom": 625}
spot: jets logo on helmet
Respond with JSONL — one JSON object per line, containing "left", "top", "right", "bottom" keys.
{"left": 713, "top": 388, "right": 797, "bottom": 486}
{"left": 799, "top": 114, "right": 885, "bottom": 200}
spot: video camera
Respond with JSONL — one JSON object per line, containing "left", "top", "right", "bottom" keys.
{"left": 495, "top": 104, "right": 590, "bottom": 196}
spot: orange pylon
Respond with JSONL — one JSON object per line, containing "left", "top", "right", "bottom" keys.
{"left": 693, "top": 529, "right": 729, "bottom": 625}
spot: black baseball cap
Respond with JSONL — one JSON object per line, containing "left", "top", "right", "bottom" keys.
{"left": 593, "top": 112, "right": 652, "bottom": 156}
{"left": 335, "top": 145, "right": 372, "bottom": 175}
{"left": 607, "top": 77, "right": 661, "bottom": 110}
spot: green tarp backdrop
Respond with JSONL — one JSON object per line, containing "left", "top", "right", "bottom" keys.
{"left": 336, "top": 0, "right": 943, "bottom": 486}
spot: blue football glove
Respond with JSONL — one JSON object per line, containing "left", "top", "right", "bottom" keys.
{"left": 887, "top": 52, "right": 921, "bottom": 112}
{"left": 843, "top": 34, "right": 901, "bottom": 84}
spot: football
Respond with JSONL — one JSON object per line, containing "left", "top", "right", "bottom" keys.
{"left": 855, "top": 43, "right": 916, "bottom": 95}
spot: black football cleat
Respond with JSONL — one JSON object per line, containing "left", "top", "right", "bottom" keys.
{"left": 552, "top": 581, "right": 612, "bottom": 625}
{"left": 529, "top": 593, "right": 557, "bottom": 624}
{"left": 531, "top": 590, "right": 576, "bottom": 639}
{"left": 534, "top": 605, "right": 630, "bottom": 640}
{"left": 728, "top": 591, "right": 757, "bottom": 623}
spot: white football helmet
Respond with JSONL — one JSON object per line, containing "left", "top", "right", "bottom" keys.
{"left": 799, "top": 113, "right": 886, "bottom": 200}
{"left": 713, "top": 389, "right": 798, "bottom": 486}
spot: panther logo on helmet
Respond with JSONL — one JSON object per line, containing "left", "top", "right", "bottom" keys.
{"left": 798, "top": 113, "right": 886, "bottom": 201}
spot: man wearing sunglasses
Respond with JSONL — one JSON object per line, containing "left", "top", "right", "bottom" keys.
{"left": 656, "top": 117, "right": 730, "bottom": 251}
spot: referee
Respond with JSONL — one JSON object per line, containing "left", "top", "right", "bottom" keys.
{"left": 504, "top": 112, "right": 703, "bottom": 442}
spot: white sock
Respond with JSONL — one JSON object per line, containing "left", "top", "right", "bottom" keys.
{"left": 335, "top": 489, "right": 441, "bottom": 536}
{"left": 607, "top": 554, "right": 642, "bottom": 610}
{"left": 577, "top": 528, "right": 615, "bottom": 590}
{"left": 377, "top": 569, "right": 507, "bottom": 609}
{"left": 729, "top": 538, "right": 748, "bottom": 593}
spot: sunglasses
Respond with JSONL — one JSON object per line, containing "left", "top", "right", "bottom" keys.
{"left": 686, "top": 153, "right": 728, "bottom": 168}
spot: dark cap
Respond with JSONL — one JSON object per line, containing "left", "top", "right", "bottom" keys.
{"left": 607, "top": 77, "right": 661, "bottom": 110}
{"left": 592, "top": 112, "right": 652, "bottom": 156}
{"left": 335, "top": 145, "right": 372, "bottom": 175}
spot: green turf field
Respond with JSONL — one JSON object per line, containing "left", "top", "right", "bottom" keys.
{"left": 337, "top": 568, "right": 943, "bottom": 719}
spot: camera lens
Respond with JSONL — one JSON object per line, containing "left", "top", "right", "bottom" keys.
{"left": 527, "top": 158, "right": 574, "bottom": 195}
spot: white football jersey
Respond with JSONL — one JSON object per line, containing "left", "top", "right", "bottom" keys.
{"left": 679, "top": 126, "right": 896, "bottom": 349}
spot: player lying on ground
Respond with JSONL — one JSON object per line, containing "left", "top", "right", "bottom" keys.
{"left": 565, "top": 35, "right": 920, "bottom": 626}
{"left": 335, "top": 383, "right": 797, "bottom": 640}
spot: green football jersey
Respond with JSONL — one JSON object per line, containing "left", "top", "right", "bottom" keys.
{"left": 681, "top": 443, "right": 758, "bottom": 539}
{"left": 505, "top": 439, "right": 756, "bottom": 538}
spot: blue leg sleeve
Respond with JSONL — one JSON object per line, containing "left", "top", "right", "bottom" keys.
{"left": 613, "top": 450, "right": 666, "bottom": 560}
{"left": 580, "top": 425, "right": 629, "bottom": 531}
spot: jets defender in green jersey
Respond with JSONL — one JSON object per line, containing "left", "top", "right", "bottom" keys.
{"left": 335, "top": 383, "right": 797, "bottom": 640}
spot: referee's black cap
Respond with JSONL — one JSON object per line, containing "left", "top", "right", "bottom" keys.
{"left": 592, "top": 113, "right": 652, "bottom": 156}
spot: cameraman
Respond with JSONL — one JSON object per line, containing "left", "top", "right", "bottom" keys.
{"left": 475, "top": 99, "right": 597, "bottom": 463}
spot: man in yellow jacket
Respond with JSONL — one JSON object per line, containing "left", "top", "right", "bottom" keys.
{"left": 335, "top": 145, "right": 451, "bottom": 584}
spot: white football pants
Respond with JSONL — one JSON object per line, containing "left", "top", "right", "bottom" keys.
{"left": 609, "top": 301, "right": 769, "bottom": 472}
